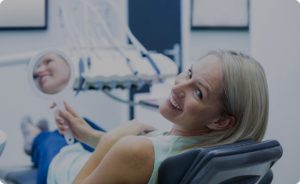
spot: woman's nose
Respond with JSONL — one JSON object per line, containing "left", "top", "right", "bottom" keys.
{"left": 173, "top": 77, "right": 190, "bottom": 98}
{"left": 35, "top": 64, "right": 46, "bottom": 73}
{"left": 34, "top": 65, "right": 46, "bottom": 78}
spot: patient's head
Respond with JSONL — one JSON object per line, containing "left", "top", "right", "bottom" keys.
{"left": 213, "top": 50, "right": 268, "bottom": 143}
{"left": 160, "top": 50, "right": 268, "bottom": 145}
{"left": 33, "top": 53, "right": 71, "bottom": 94}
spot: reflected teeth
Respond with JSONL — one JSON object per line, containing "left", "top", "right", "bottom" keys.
{"left": 170, "top": 96, "right": 182, "bottom": 110}
{"left": 41, "top": 76, "right": 49, "bottom": 83}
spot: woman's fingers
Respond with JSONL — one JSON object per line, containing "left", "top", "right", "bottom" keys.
{"left": 59, "top": 110, "right": 74, "bottom": 125}
{"left": 56, "top": 123, "right": 66, "bottom": 134}
{"left": 56, "top": 118, "right": 65, "bottom": 127}
{"left": 63, "top": 101, "right": 80, "bottom": 117}
{"left": 54, "top": 103, "right": 82, "bottom": 136}
{"left": 54, "top": 116, "right": 66, "bottom": 133}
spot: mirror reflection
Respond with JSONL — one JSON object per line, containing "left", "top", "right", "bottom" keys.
{"left": 33, "top": 53, "right": 71, "bottom": 95}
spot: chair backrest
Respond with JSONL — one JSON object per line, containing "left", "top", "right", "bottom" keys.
{"left": 158, "top": 140, "right": 283, "bottom": 184}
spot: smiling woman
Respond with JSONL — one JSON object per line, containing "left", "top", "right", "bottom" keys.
{"left": 33, "top": 53, "right": 71, "bottom": 95}
{"left": 20, "top": 50, "right": 269, "bottom": 184}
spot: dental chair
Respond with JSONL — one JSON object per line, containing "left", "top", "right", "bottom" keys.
{"left": 0, "top": 139, "right": 282, "bottom": 184}
{"left": 158, "top": 139, "right": 282, "bottom": 184}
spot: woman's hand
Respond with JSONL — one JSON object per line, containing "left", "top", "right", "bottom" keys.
{"left": 54, "top": 102, "right": 103, "bottom": 147}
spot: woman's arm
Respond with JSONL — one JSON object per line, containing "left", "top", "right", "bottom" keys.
{"left": 57, "top": 102, "right": 156, "bottom": 183}
{"left": 73, "top": 121, "right": 156, "bottom": 183}
{"left": 73, "top": 135, "right": 154, "bottom": 184}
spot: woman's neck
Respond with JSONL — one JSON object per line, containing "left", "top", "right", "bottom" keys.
{"left": 169, "top": 125, "right": 211, "bottom": 136}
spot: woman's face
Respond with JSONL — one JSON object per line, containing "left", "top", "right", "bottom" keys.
{"left": 160, "top": 55, "right": 224, "bottom": 131}
{"left": 33, "top": 53, "right": 71, "bottom": 94}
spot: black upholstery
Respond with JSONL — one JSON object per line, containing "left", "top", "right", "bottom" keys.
{"left": 259, "top": 170, "right": 274, "bottom": 184}
{"left": 158, "top": 140, "right": 282, "bottom": 184}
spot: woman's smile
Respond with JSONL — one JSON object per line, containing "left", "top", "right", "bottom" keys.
{"left": 168, "top": 94, "right": 183, "bottom": 111}
{"left": 37, "top": 72, "right": 51, "bottom": 85}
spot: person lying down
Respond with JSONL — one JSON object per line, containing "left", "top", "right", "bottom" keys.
{"left": 20, "top": 50, "right": 269, "bottom": 184}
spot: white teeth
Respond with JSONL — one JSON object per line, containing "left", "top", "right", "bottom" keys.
{"left": 170, "top": 96, "right": 182, "bottom": 110}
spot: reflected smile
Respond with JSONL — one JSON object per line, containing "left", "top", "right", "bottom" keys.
{"left": 37, "top": 73, "right": 51, "bottom": 85}
{"left": 40, "top": 75, "right": 50, "bottom": 83}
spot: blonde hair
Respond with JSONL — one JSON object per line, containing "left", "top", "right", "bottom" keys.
{"left": 190, "top": 50, "right": 269, "bottom": 148}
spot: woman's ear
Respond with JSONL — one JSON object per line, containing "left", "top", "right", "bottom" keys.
{"left": 207, "top": 116, "right": 236, "bottom": 131}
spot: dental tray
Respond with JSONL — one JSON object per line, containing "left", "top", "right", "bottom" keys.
{"left": 73, "top": 52, "right": 178, "bottom": 91}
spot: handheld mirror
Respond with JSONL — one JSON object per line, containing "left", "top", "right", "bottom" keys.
{"left": 28, "top": 49, "right": 75, "bottom": 144}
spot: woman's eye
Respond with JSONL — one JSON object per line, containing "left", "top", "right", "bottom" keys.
{"left": 195, "top": 89, "right": 203, "bottom": 99}
{"left": 46, "top": 59, "right": 53, "bottom": 64}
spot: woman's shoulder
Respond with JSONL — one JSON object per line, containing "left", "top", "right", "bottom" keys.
{"left": 114, "top": 135, "right": 154, "bottom": 157}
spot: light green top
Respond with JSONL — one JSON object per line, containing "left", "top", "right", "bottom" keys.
{"left": 47, "top": 131, "right": 204, "bottom": 184}
{"left": 145, "top": 130, "right": 205, "bottom": 184}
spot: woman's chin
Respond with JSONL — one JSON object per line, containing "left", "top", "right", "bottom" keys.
{"left": 41, "top": 84, "right": 59, "bottom": 94}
